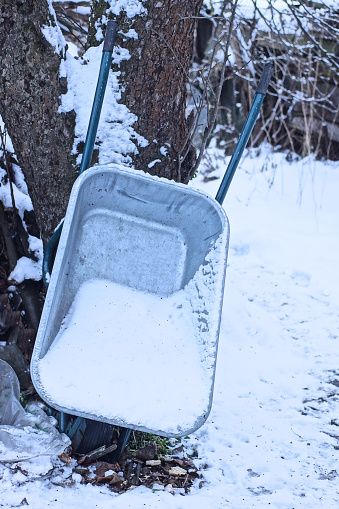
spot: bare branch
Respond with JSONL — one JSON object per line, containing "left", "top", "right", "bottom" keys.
{"left": 189, "top": 0, "right": 239, "bottom": 175}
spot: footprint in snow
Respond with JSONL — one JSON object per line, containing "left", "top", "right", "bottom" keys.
{"left": 290, "top": 271, "right": 311, "bottom": 287}
{"left": 231, "top": 244, "right": 250, "bottom": 256}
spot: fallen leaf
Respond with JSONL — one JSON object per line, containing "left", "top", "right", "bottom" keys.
{"left": 136, "top": 443, "right": 158, "bottom": 461}
{"left": 109, "top": 473, "right": 125, "bottom": 485}
{"left": 59, "top": 453, "right": 72, "bottom": 465}
{"left": 94, "top": 461, "right": 120, "bottom": 478}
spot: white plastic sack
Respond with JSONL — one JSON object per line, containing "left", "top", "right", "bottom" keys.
{"left": 0, "top": 359, "right": 70, "bottom": 463}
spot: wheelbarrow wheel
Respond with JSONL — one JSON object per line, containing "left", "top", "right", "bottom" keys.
{"left": 76, "top": 419, "right": 132, "bottom": 461}
{"left": 76, "top": 419, "right": 115, "bottom": 454}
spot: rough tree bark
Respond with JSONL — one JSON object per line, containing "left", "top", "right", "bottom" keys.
{"left": 0, "top": 1, "right": 76, "bottom": 244}
{"left": 88, "top": 0, "right": 204, "bottom": 183}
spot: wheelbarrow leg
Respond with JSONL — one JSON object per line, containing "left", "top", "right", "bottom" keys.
{"left": 109, "top": 427, "right": 132, "bottom": 462}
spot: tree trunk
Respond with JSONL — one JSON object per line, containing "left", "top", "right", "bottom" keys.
{"left": 89, "top": 0, "right": 204, "bottom": 183}
{"left": 0, "top": 1, "right": 76, "bottom": 244}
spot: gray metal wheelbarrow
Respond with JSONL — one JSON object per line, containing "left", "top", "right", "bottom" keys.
{"left": 31, "top": 20, "right": 273, "bottom": 453}
{"left": 32, "top": 164, "right": 229, "bottom": 438}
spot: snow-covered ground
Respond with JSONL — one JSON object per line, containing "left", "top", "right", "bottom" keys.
{"left": 1, "top": 146, "right": 338, "bottom": 507}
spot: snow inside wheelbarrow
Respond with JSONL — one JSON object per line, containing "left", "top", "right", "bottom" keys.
{"left": 31, "top": 165, "right": 229, "bottom": 438}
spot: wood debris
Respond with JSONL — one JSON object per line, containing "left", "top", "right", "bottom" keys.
{"left": 168, "top": 466, "right": 187, "bottom": 476}
{"left": 73, "top": 444, "right": 201, "bottom": 494}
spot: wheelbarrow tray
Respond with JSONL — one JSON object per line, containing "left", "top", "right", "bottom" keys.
{"left": 31, "top": 164, "right": 229, "bottom": 438}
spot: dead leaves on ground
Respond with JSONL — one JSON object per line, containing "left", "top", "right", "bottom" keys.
{"left": 72, "top": 450, "right": 201, "bottom": 494}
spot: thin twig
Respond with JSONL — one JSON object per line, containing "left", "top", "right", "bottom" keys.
{"left": 286, "top": 1, "right": 339, "bottom": 73}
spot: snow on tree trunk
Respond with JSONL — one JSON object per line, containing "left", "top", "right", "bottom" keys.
{"left": 89, "top": 0, "right": 204, "bottom": 183}
{"left": 0, "top": 1, "right": 76, "bottom": 244}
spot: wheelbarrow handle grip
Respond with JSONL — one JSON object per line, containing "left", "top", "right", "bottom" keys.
{"left": 255, "top": 63, "right": 274, "bottom": 96}
{"left": 103, "top": 20, "right": 118, "bottom": 53}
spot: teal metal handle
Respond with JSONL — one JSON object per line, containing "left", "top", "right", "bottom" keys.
{"left": 80, "top": 20, "right": 117, "bottom": 175}
{"left": 42, "top": 223, "right": 62, "bottom": 286}
{"left": 215, "top": 63, "right": 274, "bottom": 205}
{"left": 43, "top": 21, "right": 117, "bottom": 287}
